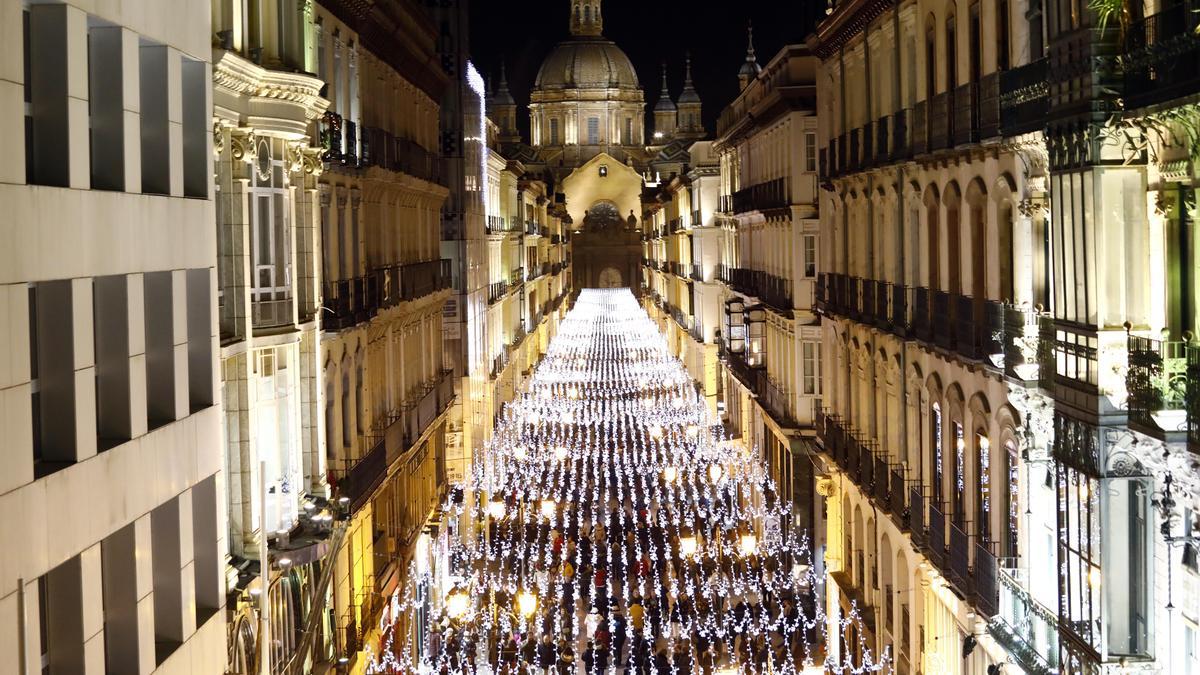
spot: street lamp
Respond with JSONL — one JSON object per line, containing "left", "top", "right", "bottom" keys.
{"left": 540, "top": 499, "right": 556, "bottom": 519}
{"left": 554, "top": 446, "right": 569, "bottom": 462}
{"left": 663, "top": 466, "right": 678, "bottom": 483}
{"left": 739, "top": 533, "right": 758, "bottom": 556}
{"left": 446, "top": 587, "right": 470, "bottom": 620}
{"left": 513, "top": 446, "right": 528, "bottom": 460}
{"left": 488, "top": 499, "right": 506, "bottom": 520}
{"left": 680, "top": 534, "right": 699, "bottom": 558}
{"left": 516, "top": 589, "right": 538, "bottom": 619}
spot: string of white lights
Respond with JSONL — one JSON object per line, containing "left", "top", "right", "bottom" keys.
{"left": 363, "top": 289, "right": 890, "bottom": 674}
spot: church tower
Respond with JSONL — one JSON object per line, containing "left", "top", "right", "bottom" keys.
{"left": 676, "top": 53, "right": 704, "bottom": 138}
{"left": 569, "top": 0, "right": 604, "bottom": 37}
{"left": 653, "top": 62, "right": 677, "bottom": 141}
{"left": 738, "top": 23, "right": 762, "bottom": 90}
{"left": 490, "top": 61, "right": 520, "bottom": 144}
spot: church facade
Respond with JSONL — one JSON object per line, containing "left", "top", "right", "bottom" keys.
{"left": 488, "top": 0, "right": 705, "bottom": 290}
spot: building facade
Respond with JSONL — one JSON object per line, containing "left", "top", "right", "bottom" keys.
{"left": 0, "top": 0, "right": 225, "bottom": 672}
{"left": 813, "top": 0, "right": 1200, "bottom": 674}
{"left": 716, "top": 43, "right": 825, "bottom": 545}
{"left": 312, "top": 0, "right": 454, "bottom": 669}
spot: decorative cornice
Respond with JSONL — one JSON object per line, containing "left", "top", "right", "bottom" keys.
{"left": 812, "top": 0, "right": 894, "bottom": 61}
{"left": 214, "top": 50, "right": 329, "bottom": 120}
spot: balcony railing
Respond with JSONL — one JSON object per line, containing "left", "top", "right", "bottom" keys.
{"left": 911, "top": 101, "right": 928, "bottom": 156}
{"left": 488, "top": 280, "right": 509, "bottom": 305}
{"left": 989, "top": 565, "right": 1060, "bottom": 674}
{"left": 732, "top": 177, "right": 790, "bottom": 214}
{"left": 335, "top": 370, "right": 455, "bottom": 512}
{"left": 725, "top": 267, "right": 792, "bottom": 311}
{"left": 324, "top": 259, "right": 450, "bottom": 330}
{"left": 252, "top": 296, "right": 295, "bottom": 329}
{"left": 1127, "top": 334, "right": 1191, "bottom": 439}
{"left": 718, "top": 194, "right": 734, "bottom": 213}
{"left": 321, "top": 111, "right": 343, "bottom": 163}
{"left": 1124, "top": 1, "right": 1200, "bottom": 110}
{"left": 721, "top": 344, "right": 797, "bottom": 429}
{"left": 359, "top": 126, "right": 444, "bottom": 184}
{"left": 999, "top": 58, "right": 1048, "bottom": 137}
{"left": 875, "top": 115, "right": 890, "bottom": 163}
{"left": 892, "top": 108, "right": 910, "bottom": 160}
{"left": 953, "top": 82, "right": 979, "bottom": 146}
{"left": 929, "top": 91, "right": 953, "bottom": 151}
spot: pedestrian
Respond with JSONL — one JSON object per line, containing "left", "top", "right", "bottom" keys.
{"left": 538, "top": 634, "right": 557, "bottom": 675}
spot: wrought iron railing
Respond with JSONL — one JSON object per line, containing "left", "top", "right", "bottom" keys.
{"left": 1127, "top": 334, "right": 1190, "bottom": 438}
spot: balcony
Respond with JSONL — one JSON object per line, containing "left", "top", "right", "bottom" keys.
{"left": 252, "top": 295, "right": 295, "bottom": 330}
{"left": 989, "top": 565, "right": 1060, "bottom": 674}
{"left": 999, "top": 58, "right": 1048, "bottom": 137}
{"left": 724, "top": 267, "right": 792, "bottom": 312}
{"left": 486, "top": 215, "right": 518, "bottom": 235}
{"left": 978, "top": 72, "right": 1001, "bottom": 139}
{"left": 321, "top": 111, "right": 343, "bottom": 163}
{"left": 849, "top": 127, "right": 861, "bottom": 172}
{"left": 874, "top": 115, "right": 890, "bottom": 163}
{"left": 335, "top": 369, "right": 455, "bottom": 512}
{"left": 1127, "top": 334, "right": 1191, "bottom": 440}
{"left": 359, "top": 126, "right": 445, "bottom": 185}
{"left": 1124, "top": 1, "right": 1200, "bottom": 110}
{"left": 375, "top": 259, "right": 451, "bottom": 308}
{"left": 861, "top": 123, "right": 875, "bottom": 169}
{"left": 731, "top": 177, "right": 790, "bottom": 214}
{"left": 911, "top": 101, "right": 929, "bottom": 156}
{"left": 892, "top": 108, "right": 910, "bottom": 160}
{"left": 953, "top": 82, "right": 979, "bottom": 146}
{"left": 929, "top": 91, "right": 953, "bottom": 151}
{"left": 488, "top": 280, "right": 509, "bottom": 305}
{"left": 722, "top": 344, "right": 798, "bottom": 429}
{"left": 718, "top": 194, "right": 734, "bottom": 214}
{"left": 323, "top": 276, "right": 376, "bottom": 331}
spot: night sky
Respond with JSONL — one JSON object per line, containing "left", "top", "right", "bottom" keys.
{"left": 467, "top": 0, "right": 825, "bottom": 140}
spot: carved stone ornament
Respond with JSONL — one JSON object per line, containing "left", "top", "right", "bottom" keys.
{"left": 1017, "top": 198, "right": 1048, "bottom": 219}
{"left": 230, "top": 128, "right": 257, "bottom": 164}
{"left": 213, "top": 123, "right": 226, "bottom": 158}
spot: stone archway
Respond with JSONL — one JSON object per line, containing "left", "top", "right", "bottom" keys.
{"left": 582, "top": 200, "right": 623, "bottom": 231}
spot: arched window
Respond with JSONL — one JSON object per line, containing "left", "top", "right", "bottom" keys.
{"left": 925, "top": 17, "right": 937, "bottom": 101}
{"left": 931, "top": 402, "right": 944, "bottom": 503}
{"left": 945, "top": 183, "right": 962, "bottom": 295}
{"left": 584, "top": 5, "right": 590, "bottom": 23}
{"left": 968, "top": 1, "right": 982, "bottom": 83}
{"left": 340, "top": 370, "right": 351, "bottom": 449}
{"left": 952, "top": 420, "right": 965, "bottom": 526}
{"left": 945, "top": 10, "right": 958, "bottom": 91}
{"left": 924, "top": 186, "right": 941, "bottom": 290}
{"left": 1004, "top": 440, "right": 1019, "bottom": 557}
{"left": 976, "top": 432, "right": 991, "bottom": 540}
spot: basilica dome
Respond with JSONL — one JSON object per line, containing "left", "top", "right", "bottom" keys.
{"left": 534, "top": 38, "right": 640, "bottom": 90}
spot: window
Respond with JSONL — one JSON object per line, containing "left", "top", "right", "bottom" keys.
{"left": 587, "top": 116, "right": 600, "bottom": 144}
{"left": 95, "top": 276, "right": 131, "bottom": 449}
{"left": 151, "top": 496, "right": 184, "bottom": 663}
{"left": 145, "top": 272, "right": 177, "bottom": 430}
{"left": 997, "top": 0, "right": 1011, "bottom": 71}
{"left": 1006, "top": 440, "right": 1019, "bottom": 557}
{"left": 31, "top": 280, "right": 77, "bottom": 475}
{"left": 140, "top": 42, "right": 171, "bottom": 195}
{"left": 977, "top": 433, "right": 990, "bottom": 540}
{"left": 598, "top": 165, "right": 608, "bottom": 178}
{"left": 181, "top": 57, "right": 208, "bottom": 198}
{"left": 931, "top": 403, "right": 943, "bottom": 503}
{"left": 969, "top": 2, "right": 982, "bottom": 83}
{"left": 623, "top": 117, "right": 633, "bottom": 145}
{"left": 953, "top": 421, "right": 965, "bottom": 525}
{"left": 89, "top": 24, "right": 125, "bottom": 191}
{"left": 102, "top": 525, "right": 140, "bottom": 672}
{"left": 803, "top": 235, "right": 817, "bottom": 278}
{"left": 549, "top": 117, "right": 559, "bottom": 144}
{"left": 945, "top": 15, "right": 958, "bottom": 90}
{"left": 805, "top": 132, "right": 817, "bottom": 172}
{"left": 802, "top": 342, "right": 821, "bottom": 395}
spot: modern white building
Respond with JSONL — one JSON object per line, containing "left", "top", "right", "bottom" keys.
{"left": 0, "top": 0, "right": 225, "bottom": 672}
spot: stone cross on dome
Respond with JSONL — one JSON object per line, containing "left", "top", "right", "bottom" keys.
{"left": 569, "top": 0, "right": 604, "bottom": 37}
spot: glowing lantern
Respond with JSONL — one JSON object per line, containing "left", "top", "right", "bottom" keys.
{"left": 739, "top": 534, "right": 758, "bottom": 556}
{"left": 680, "top": 535, "right": 698, "bottom": 558}
{"left": 446, "top": 588, "right": 470, "bottom": 619}
{"left": 540, "top": 499, "right": 556, "bottom": 519}
{"left": 488, "top": 499, "right": 506, "bottom": 519}
{"left": 516, "top": 590, "right": 537, "bottom": 618}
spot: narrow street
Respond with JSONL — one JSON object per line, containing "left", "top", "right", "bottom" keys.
{"left": 366, "top": 290, "right": 882, "bottom": 673}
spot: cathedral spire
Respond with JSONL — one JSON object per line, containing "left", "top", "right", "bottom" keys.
{"left": 738, "top": 21, "right": 763, "bottom": 90}
{"left": 654, "top": 61, "right": 676, "bottom": 112}
{"left": 569, "top": 0, "right": 604, "bottom": 37}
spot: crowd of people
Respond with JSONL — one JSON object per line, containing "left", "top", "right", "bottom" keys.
{"left": 367, "top": 290, "right": 884, "bottom": 674}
